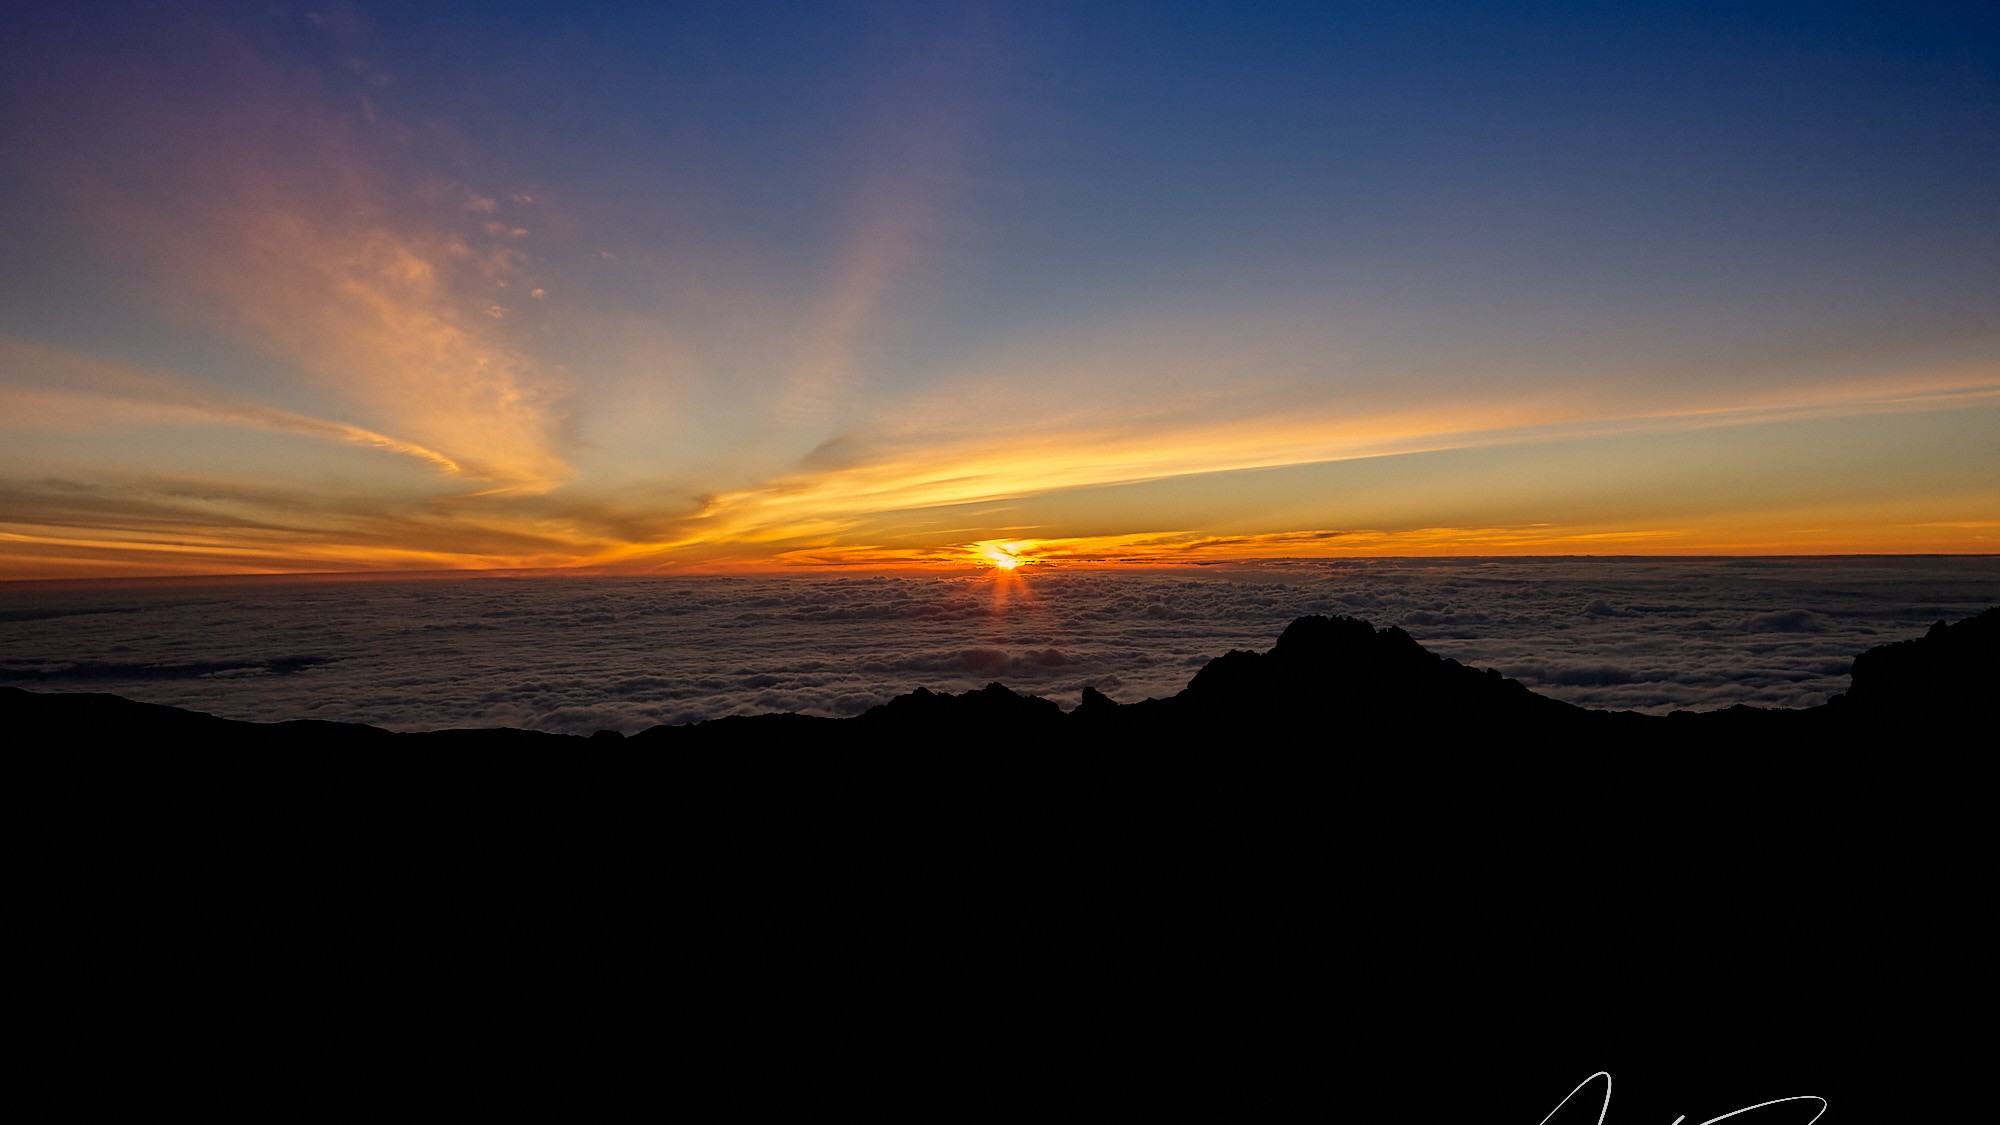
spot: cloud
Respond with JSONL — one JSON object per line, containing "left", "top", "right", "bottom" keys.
{"left": 1511, "top": 663, "right": 1648, "bottom": 687}
{"left": 9, "top": 12, "right": 573, "bottom": 495}
{"left": 8, "top": 558, "right": 1991, "bottom": 733}
{"left": 0, "top": 654, "right": 333, "bottom": 682}
{"left": 608, "top": 355, "right": 2000, "bottom": 569}
{"left": 183, "top": 215, "right": 573, "bottom": 491}
{"left": 0, "top": 339, "right": 469, "bottom": 475}
{"left": 1743, "top": 610, "right": 1831, "bottom": 634}
{"left": 0, "top": 472, "right": 667, "bottom": 582}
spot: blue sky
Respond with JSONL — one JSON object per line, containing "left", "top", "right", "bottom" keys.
{"left": 2, "top": 2, "right": 1996, "bottom": 576}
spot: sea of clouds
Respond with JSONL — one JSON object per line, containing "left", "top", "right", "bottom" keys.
{"left": 4, "top": 557, "right": 1995, "bottom": 735}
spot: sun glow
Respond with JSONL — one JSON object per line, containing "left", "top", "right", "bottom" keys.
{"left": 973, "top": 540, "right": 1035, "bottom": 570}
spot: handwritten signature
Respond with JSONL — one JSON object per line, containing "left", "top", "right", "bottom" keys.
{"left": 1540, "top": 1072, "right": 1826, "bottom": 1125}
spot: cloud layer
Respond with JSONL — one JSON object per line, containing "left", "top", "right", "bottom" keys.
{"left": 5, "top": 558, "right": 1993, "bottom": 735}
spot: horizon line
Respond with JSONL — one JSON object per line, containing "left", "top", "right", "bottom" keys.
{"left": 6, "top": 551, "right": 1996, "bottom": 592}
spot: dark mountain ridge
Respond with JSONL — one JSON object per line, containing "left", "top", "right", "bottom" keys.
{"left": 17, "top": 609, "right": 1995, "bottom": 1118}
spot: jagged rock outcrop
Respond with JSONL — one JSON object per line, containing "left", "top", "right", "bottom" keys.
{"left": 1160, "top": 613, "right": 1584, "bottom": 734}
{"left": 1842, "top": 605, "right": 1999, "bottom": 715}
{"left": 859, "top": 680, "right": 1067, "bottom": 733}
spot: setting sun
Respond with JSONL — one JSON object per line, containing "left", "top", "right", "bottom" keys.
{"left": 973, "top": 541, "right": 1035, "bottom": 570}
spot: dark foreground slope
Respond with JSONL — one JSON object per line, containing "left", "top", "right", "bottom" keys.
{"left": 15, "top": 610, "right": 1996, "bottom": 1119}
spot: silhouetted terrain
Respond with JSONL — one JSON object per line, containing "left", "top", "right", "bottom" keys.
{"left": 19, "top": 609, "right": 1994, "bottom": 1117}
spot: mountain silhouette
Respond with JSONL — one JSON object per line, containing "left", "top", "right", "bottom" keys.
{"left": 15, "top": 609, "right": 1993, "bottom": 1117}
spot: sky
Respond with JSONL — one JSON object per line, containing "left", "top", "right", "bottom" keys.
{"left": 2, "top": 1, "right": 1996, "bottom": 579}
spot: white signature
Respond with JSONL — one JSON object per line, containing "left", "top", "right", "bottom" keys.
{"left": 1540, "top": 1072, "right": 1826, "bottom": 1125}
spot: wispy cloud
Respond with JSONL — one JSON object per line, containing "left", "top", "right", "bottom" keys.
{"left": 0, "top": 339, "right": 728, "bottom": 578}
{"left": 11, "top": 10, "right": 573, "bottom": 494}
{"left": 603, "top": 358, "right": 2000, "bottom": 566}
{"left": 0, "top": 472, "right": 630, "bottom": 581}
{"left": 0, "top": 340, "right": 467, "bottom": 476}
{"left": 139, "top": 209, "right": 573, "bottom": 492}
